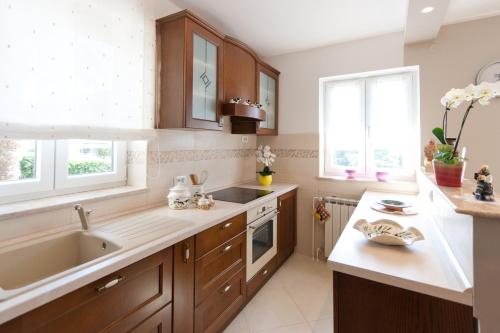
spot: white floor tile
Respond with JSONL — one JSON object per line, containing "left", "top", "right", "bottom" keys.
{"left": 255, "top": 322, "right": 313, "bottom": 333}
{"left": 224, "top": 253, "right": 332, "bottom": 333}
{"left": 224, "top": 312, "right": 250, "bottom": 333}
{"left": 309, "top": 318, "right": 334, "bottom": 333}
{"left": 244, "top": 283, "right": 306, "bottom": 332}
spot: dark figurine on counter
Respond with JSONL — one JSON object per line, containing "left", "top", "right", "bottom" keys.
{"left": 473, "top": 165, "right": 495, "bottom": 201}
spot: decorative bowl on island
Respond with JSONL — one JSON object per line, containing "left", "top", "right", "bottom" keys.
{"left": 376, "top": 199, "right": 411, "bottom": 212}
{"left": 353, "top": 219, "right": 424, "bottom": 246}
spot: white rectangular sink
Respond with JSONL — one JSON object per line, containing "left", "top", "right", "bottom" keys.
{"left": 0, "top": 230, "right": 122, "bottom": 300}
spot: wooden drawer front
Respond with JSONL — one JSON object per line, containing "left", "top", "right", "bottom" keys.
{"left": 195, "top": 213, "right": 246, "bottom": 259}
{"left": 247, "top": 255, "right": 277, "bottom": 300}
{"left": 108, "top": 304, "right": 172, "bottom": 333}
{"left": 195, "top": 232, "right": 246, "bottom": 306}
{"left": 3, "top": 248, "right": 173, "bottom": 333}
{"left": 195, "top": 269, "right": 245, "bottom": 333}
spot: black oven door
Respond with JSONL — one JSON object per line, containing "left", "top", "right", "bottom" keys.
{"left": 251, "top": 218, "right": 274, "bottom": 263}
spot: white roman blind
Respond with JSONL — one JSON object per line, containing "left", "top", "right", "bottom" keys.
{"left": 0, "top": 0, "right": 155, "bottom": 140}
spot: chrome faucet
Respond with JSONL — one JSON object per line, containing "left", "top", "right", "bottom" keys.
{"left": 74, "top": 204, "right": 93, "bottom": 231}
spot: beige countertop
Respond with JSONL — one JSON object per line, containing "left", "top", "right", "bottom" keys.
{"left": 328, "top": 191, "right": 473, "bottom": 306}
{"left": 0, "top": 182, "right": 297, "bottom": 325}
{"left": 420, "top": 170, "right": 500, "bottom": 219}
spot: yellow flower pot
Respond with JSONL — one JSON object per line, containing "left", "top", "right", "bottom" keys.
{"left": 257, "top": 174, "right": 273, "bottom": 186}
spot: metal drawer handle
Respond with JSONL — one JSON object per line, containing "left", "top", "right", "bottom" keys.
{"left": 96, "top": 276, "right": 123, "bottom": 292}
{"left": 222, "top": 244, "right": 232, "bottom": 253}
{"left": 184, "top": 246, "right": 190, "bottom": 263}
{"left": 219, "top": 284, "right": 231, "bottom": 294}
{"left": 262, "top": 269, "right": 268, "bottom": 276}
{"left": 221, "top": 222, "right": 232, "bottom": 230}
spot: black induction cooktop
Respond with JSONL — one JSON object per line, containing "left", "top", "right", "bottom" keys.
{"left": 209, "top": 187, "right": 273, "bottom": 204}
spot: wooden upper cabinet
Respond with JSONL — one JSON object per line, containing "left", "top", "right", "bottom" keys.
{"left": 256, "top": 63, "right": 279, "bottom": 136}
{"left": 156, "top": 10, "right": 279, "bottom": 135}
{"left": 156, "top": 11, "right": 224, "bottom": 130}
{"left": 223, "top": 38, "right": 256, "bottom": 102}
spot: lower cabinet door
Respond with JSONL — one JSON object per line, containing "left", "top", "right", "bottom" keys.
{"left": 246, "top": 255, "right": 277, "bottom": 300}
{"left": 127, "top": 305, "right": 172, "bottom": 333}
{"left": 0, "top": 248, "right": 173, "bottom": 333}
{"left": 194, "top": 269, "right": 245, "bottom": 333}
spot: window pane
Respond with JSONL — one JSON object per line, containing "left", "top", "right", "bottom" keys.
{"left": 0, "top": 140, "right": 37, "bottom": 182}
{"left": 67, "top": 140, "right": 114, "bottom": 176}
{"left": 367, "top": 74, "right": 413, "bottom": 171}
{"left": 323, "top": 80, "right": 365, "bottom": 172}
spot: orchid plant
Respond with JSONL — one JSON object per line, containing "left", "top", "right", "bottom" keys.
{"left": 433, "top": 81, "right": 500, "bottom": 164}
{"left": 256, "top": 145, "right": 276, "bottom": 176}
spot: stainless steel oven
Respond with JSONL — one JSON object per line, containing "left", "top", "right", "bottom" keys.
{"left": 246, "top": 199, "right": 278, "bottom": 281}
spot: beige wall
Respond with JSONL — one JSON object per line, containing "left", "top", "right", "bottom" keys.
{"left": 405, "top": 15, "right": 500, "bottom": 177}
{"left": 266, "top": 32, "right": 405, "bottom": 134}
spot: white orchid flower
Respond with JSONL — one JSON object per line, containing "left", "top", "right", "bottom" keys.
{"left": 441, "top": 88, "right": 465, "bottom": 108}
{"left": 464, "top": 84, "right": 479, "bottom": 102}
{"left": 476, "top": 82, "right": 495, "bottom": 105}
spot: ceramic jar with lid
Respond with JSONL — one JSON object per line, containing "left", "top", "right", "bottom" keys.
{"left": 167, "top": 183, "right": 191, "bottom": 209}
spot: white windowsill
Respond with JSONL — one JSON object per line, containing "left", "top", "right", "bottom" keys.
{"left": 0, "top": 186, "right": 148, "bottom": 221}
{"left": 316, "top": 176, "right": 418, "bottom": 194}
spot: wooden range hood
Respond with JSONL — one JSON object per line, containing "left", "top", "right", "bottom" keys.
{"left": 222, "top": 103, "right": 266, "bottom": 134}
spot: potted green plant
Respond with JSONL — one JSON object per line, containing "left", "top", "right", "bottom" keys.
{"left": 256, "top": 145, "right": 276, "bottom": 186}
{"left": 432, "top": 82, "right": 499, "bottom": 187}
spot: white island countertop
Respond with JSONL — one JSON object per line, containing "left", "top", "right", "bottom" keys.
{"left": 328, "top": 191, "right": 473, "bottom": 306}
{"left": 0, "top": 182, "right": 297, "bottom": 325}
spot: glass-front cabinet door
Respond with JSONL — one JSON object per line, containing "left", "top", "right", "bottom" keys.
{"left": 186, "top": 21, "right": 223, "bottom": 130}
{"left": 257, "top": 64, "right": 279, "bottom": 135}
{"left": 192, "top": 34, "right": 217, "bottom": 121}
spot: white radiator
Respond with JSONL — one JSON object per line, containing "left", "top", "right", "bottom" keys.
{"left": 323, "top": 197, "right": 359, "bottom": 257}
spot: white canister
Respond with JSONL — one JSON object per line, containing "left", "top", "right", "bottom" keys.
{"left": 167, "top": 184, "right": 191, "bottom": 209}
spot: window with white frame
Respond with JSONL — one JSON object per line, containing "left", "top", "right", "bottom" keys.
{"left": 320, "top": 67, "right": 419, "bottom": 180}
{"left": 0, "top": 139, "right": 127, "bottom": 203}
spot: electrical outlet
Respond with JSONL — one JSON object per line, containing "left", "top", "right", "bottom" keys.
{"left": 241, "top": 136, "right": 249, "bottom": 144}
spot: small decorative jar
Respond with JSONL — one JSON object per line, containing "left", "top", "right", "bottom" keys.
{"left": 191, "top": 185, "right": 205, "bottom": 204}
{"left": 208, "top": 194, "right": 215, "bottom": 208}
{"left": 167, "top": 184, "right": 191, "bottom": 210}
{"left": 345, "top": 169, "right": 357, "bottom": 180}
{"left": 197, "top": 195, "right": 211, "bottom": 210}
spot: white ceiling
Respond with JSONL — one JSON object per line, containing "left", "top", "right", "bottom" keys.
{"left": 445, "top": 0, "right": 500, "bottom": 24}
{"left": 171, "top": 0, "right": 500, "bottom": 57}
{"left": 171, "top": 0, "right": 407, "bottom": 57}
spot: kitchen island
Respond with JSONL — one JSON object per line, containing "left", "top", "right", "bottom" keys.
{"left": 328, "top": 190, "right": 474, "bottom": 333}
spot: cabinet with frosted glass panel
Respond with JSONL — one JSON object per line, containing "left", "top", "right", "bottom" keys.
{"left": 256, "top": 63, "right": 279, "bottom": 135}
{"left": 156, "top": 11, "right": 224, "bottom": 130}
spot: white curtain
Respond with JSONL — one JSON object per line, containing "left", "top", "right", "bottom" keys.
{"left": 0, "top": 0, "right": 155, "bottom": 140}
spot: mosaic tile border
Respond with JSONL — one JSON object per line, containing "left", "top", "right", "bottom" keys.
{"left": 128, "top": 148, "right": 255, "bottom": 164}
{"left": 273, "top": 149, "right": 319, "bottom": 158}
{"left": 128, "top": 148, "right": 318, "bottom": 164}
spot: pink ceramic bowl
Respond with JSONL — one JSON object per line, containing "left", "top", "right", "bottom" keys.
{"left": 375, "top": 171, "right": 389, "bottom": 182}
{"left": 345, "top": 169, "right": 357, "bottom": 180}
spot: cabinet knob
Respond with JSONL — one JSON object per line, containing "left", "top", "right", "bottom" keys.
{"left": 262, "top": 269, "right": 268, "bottom": 276}
{"left": 222, "top": 244, "right": 232, "bottom": 253}
{"left": 221, "top": 222, "right": 232, "bottom": 230}
{"left": 219, "top": 284, "right": 231, "bottom": 294}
